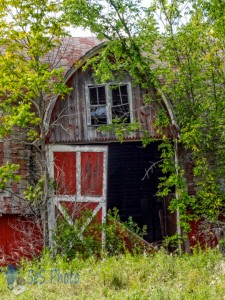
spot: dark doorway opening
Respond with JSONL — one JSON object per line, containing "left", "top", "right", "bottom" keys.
{"left": 107, "top": 141, "right": 165, "bottom": 242}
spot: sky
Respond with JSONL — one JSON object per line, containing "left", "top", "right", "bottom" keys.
{"left": 69, "top": 0, "right": 152, "bottom": 37}
{"left": 69, "top": 27, "right": 95, "bottom": 37}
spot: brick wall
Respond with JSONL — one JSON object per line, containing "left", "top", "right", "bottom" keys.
{"left": 0, "top": 134, "right": 30, "bottom": 214}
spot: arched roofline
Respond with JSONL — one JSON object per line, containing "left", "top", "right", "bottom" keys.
{"left": 63, "top": 41, "right": 106, "bottom": 84}
{"left": 44, "top": 42, "right": 106, "bottom": 130}
{"left": 44, "top": 41, "right": 179, "bottom": 137}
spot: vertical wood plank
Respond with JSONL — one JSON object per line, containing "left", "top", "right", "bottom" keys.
{"left": 54, "top": 152, "right": 76, "bottom": 195}
{"left": 81, "top": 152, "right": 103, "bottom": 196}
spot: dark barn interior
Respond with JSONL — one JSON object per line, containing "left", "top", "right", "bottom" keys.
{"left": 106, "top": 141, "right": 165, "bottom": 242}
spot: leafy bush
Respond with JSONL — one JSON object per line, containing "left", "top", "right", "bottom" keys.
{"left": 53, "top": 208, "right": 102, "bottom": 259}
{"left": 162, "top": 234, "right": 181, "bottom": 252}
{"left": 105, "top": 208, "right": 148, "bottom": 255}
{"left": 53, "top": 207, "right": 147, "bottom": 259}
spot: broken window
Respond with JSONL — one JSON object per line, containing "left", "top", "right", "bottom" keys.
{"left": 111, "top": 84, "right": 130, "bottom": 123}
{"left": 89, "top": 86, "right": 107, "bottom": 125}
{"left": 87, "top": 83, "right": 132, "bottom": 126}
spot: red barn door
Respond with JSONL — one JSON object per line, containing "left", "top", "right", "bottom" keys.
{"left": 48, "top": 145, "right": 107, "bottom": 244}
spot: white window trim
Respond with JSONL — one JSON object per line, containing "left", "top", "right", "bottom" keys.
{"left": 86, "top": 82, "right": 133, "bottom": 126}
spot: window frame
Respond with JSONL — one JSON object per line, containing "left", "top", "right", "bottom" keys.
{"left": 86, "top": 82, "right": 133, "bottom": 126}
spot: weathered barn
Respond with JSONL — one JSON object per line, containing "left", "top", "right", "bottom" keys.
{"left": 45, "top": 42, "right": 178, "bottom": 245}
{"left": 0, "top": 37, "right": 199, "bottom": 263}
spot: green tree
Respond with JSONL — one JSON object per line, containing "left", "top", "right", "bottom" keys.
{"left": 64, "top": 0, "right": 225, "bottom": 241}
{"left": 156, "top": 0, "right": 225, "bottom": 222}
{"left": 0, "top": 0, "right": 70, "bottom": 247}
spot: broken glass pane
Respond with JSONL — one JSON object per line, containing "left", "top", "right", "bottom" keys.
{"left": 89, "top": 86, "right": 106, "bottom": 105}
{"left": 89, "top": 87, "right": 98, "bottom": 105}
{"left": 98, "top": 86, "right": 106, "bottom": 104}
{"left": 112, "top": 85, "right": 128, "bottom": 106}
{"left": 91, "top": 106, "right": 107, "bottom": 125}
{"left": 112, "top": 104, "right": 130, "bottom": 123}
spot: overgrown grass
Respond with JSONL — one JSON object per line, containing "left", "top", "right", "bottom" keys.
{"left": 0, "top": 249, "right": 225, "bottom": 299}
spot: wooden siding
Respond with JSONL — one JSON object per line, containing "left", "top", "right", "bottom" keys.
{"left": 47, "top": 66, "right": 166, "bottom": 144}
{"left": 0, "top": 215, "right": 43, "bottom": 265}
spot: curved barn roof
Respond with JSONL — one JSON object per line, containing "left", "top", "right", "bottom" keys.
{"left": 44, "top": 37, "right": 105, "bottom": 130}
{"left": 46, "top": 36, "right": 102, "bottom": 75}
{"left": 45, "top": 37, "right": 179, "bottom": 138}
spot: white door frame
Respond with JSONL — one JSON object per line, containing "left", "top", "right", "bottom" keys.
{"left": 47, "top": 144, "right": 108, "bottom": 247}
